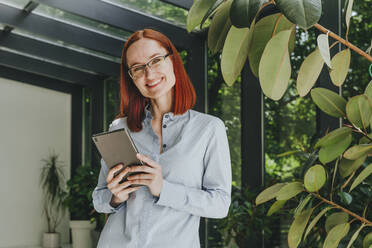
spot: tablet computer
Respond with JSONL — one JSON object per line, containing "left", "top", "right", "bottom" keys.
{"left": 92, "top": 128, "right": 145, "bottom": 186}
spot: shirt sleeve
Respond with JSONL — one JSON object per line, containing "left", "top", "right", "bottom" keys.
{"left": 92, "top": 158, "right": 127, "bottom": 214}
{"left": 154, "top": 118, "right": 232, "bottom": 219}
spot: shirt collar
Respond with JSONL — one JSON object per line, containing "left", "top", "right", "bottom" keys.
{"left": 144, "top": 102, "right": 188, "bottom": 122}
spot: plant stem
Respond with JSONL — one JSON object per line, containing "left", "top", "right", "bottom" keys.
{"left": 343, "top": 124, "right": 372, "bottom": 143}
{"left": 311, "top": 193, "right": 372, "bottom": 225}
{"left": 313, "top": 23, "right": 372, "bottom": 63}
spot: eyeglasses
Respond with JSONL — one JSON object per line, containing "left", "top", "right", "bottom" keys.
{"left": 127, "top": 53, "right": 172, "bottom": 79}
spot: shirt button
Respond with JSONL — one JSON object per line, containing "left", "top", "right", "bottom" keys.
{"left": 163, "top": 124, "right": 167, "bottom": 128}
{"left": 163, "top": 144, "right": 166, "bottom": 148}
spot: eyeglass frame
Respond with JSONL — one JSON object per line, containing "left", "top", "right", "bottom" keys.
{"left": 127, "top": 52, "right": 172, "bottom": 79}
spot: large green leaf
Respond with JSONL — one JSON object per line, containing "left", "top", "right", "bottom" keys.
{"left": 276, "top": 182, "right": 303, "bottom": 201}
{"left": 200, "top": 0, "right": 224, "bottom": 28}
{"left": 230, "top": 0, "right": 263, "bottom": 28}
{"left": 339, "top": 155, "right": 367, "bottom": 178}
{"left": 187, "top": 0, "right": 217, "bottom": 32}
{"left": 363, "top": 232, "right": 372, "bottom": 248}
{"left": 346, "top": 94, "right": 372, "bottom": 130}
{"left": 323, "top": 223, "right": 350, "bottom": 248}
{"left": 315, "top": 127, "right": 352, "bottom": 149}
{"left": 248, "top": 13, "right": 295, "bottom": 77}
{"left": 349, "top": 163, "right": 372, "bottom": 192}
{"left": 345, "top": 0, "right": 354, "bottom": 29}
{"left": 344, "top": 144, "right": 372, "bottom": 160}
{"left": 318, "top": 134, "right": 352, "bottom": 164}
{"left": 208, "top": 0, "right": 232, "bottom": 54}
{"left": 267, "top": 200, "right": 287, "bottom": 216}
{"left": 294, "top": 194, "right": 312, "bottom": 217}
{"left": 364, "top": 80, "right": 372, "bottom": 102}
{"left": 304, "top": 164, "right": 326, "bottom": 192}
{"left": 304, "top": 207, "right": 332, "bottom": 239}
{"left": 347, "top": 223, "right": 365, "bottom": 248}
{"left": 330, "top": 49, "right": 351, "bottom": 86}
{"left": 297, "top": 48, "right": 324, "bottom": 97}
{"left": 288, "top": 208, "right": 314, "bottom": 248}
{"left": 221, "top": 25, "right": 253, "bottom": 86}
{"left": 317, "top": 34, "right": 332, "bottom": 68}
{"left": 255, "top": 183, "right": 286, "bottom": 205}
{"left": 325, "top": 212, "right": 349, "bottom": 233}
{"left": 275, "top": 0, "right": 322, "bottom": 29}
{"left": 310, "top": 88, "right": 347, "bottom": 117}
{"left": 259, "top": 29, "right": 293, "bottom": 100}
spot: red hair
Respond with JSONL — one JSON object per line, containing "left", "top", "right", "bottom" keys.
{"left": 114, "top": 28, "right": 196, "bottom": 132}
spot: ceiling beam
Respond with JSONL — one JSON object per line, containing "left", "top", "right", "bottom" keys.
{"left": 0, "top": 49, "right": 97, "bottom": 84}
{"left": 37, "top": 0, "right": 195, "bottom": 49}
{"left": 0, "top": 3, "right": 124, "bottom": 57}
{"left": 0, "top": 31, "right": 120, "bottom": 76}
{"left": 159, "top": 0, "right": 193, "bottom": 10}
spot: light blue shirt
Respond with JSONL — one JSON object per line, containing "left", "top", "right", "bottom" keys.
{"left": 92, "top": 103, "right": 232, "bottom": 248}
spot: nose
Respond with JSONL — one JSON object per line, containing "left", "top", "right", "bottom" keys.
{"left": 144, "top": 65, "right": 155, "bottom": 78}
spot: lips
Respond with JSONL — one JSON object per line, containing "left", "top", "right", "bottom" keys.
{"left": 146, "top": 78, "right": 162, "bottom": 88}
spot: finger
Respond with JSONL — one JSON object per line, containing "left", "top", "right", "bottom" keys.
{"left": 110, "top": 180, "right": 132, "bottom": 194}
{"left": 129, "top": 165, "right": 156, "bottom": 174}
{"left": 107, "top": 163, "right": 124, "bottom": 183}
{"left": 117, "top": 186, "right": 141, "bottom": 197}
{"left": 112, "top": 166, "right": 132, "bottom": 185}
{"left": 128, "top": 179, "right": 151, "bottom": 186}
{"left": 127, "top": 173, "right": 155, "bottom": 180}
{"left": 136, "top": 153, "right": 159, "bottom": 168}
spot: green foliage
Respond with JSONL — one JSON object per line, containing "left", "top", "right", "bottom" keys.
{"left": 39, "top": 149, "right": 67, "bottom": 233}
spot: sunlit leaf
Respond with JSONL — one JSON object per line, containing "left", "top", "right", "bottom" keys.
{"left": 318, "top": 135, "right": 352, "bottom": 164}
{"left": 276, "top": 182, "right": 303, "bottom": 201}
{"left": 256, "top": 183, "right": 286, "bottom": 205}
{"left": 346, "top": 94, "right": 372, "bottom": 130}
{"left": 330, "top": 49, "right": 351, "bottom": 86}
{"left": 304, "top": 207, "right": 332, "bottom": 240}
{"left": 349, "top": 163, "right": 372, "bottom": 192}
{"left": 363, "top": 232, "right": 372, "bottom": 248}
{"left": 208, "top": 0, "right": 232, "bottom": 54}
{"left": 325, "top": 212, "right": 348, "bottom": 233}
{"left": 297, "top": 48, "right": 324, "bottom": 97}
{"left": 294, "top": 194, "right": 312, "bottom": 216}
{"left": 317, "top": 34, "right": 332, "bottom": 68}
{"left": 248, "top": 13, "right": 295, "bottom": 77}
{"left": 315, "top": 127, "right": 352, "bottom": 149}
{"left": 364, "top": 80, "right": 372, "bottom": 102}
{"left": 347, "top": 223, "right": 366, "bottom": 248}
{"left": 230, "top": 0, "right": 263, "bottom": 28}
{"left": 344, "top": 144, "right": 372, "bottom": 160}
{"left": 323, "top": 223, "right": 350, "bottom": 248}
{"left": 288, "top": 208, "right": 314, "bottom": 248}
{"left": 304, "top": 164, "right": 326, "bottom": 192}
{"left": 200, "top": 0, "right": 224, "bottom": 28}
{"left": 345, "top": 0, "right": 354, "bottom": 29}
{"left": 275, "top": 0, "right": 322, "bottom": 29}
{"left": 339, "top": 155, "right": 367, "bottom": 178}
{"left": 311, "top": 88, "right": 347, "bottom": 117}
{"left": 267, "top": 200, "right": 287, "bottom": 216}
{"left": 187, "top": 0, "right": 217, "bottom": 32}
{"left": 221, "top": 25, "right": 253, "bottom": 86}
{"left": 259, "top": 29, "right": 293, "bottom": 100}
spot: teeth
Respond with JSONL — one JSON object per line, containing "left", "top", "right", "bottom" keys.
{"left": 148, "top": 79, "right": 161, "bottom": 86}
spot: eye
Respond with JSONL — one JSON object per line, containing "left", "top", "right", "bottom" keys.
{"left": 133, "top": 66, "right": 145, "bottom": 72}
{"left": 150, "top": 57, "right": 162, "bottom": 65}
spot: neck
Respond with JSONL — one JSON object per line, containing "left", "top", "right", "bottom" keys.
{"left": 149, "top": 93, "right": 173, "bottom": 121}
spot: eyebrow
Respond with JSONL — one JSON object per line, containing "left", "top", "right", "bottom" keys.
{"left": 129, "top": 53, "right": 162, "bottom": 68}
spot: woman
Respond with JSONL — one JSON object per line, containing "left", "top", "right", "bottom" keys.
{"left": 92, "top": 28, "right": 232, "bottom": 248}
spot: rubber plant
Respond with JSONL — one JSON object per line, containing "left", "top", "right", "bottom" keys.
{"left": 187, "top": 0, "right": 372, "bottom": 247}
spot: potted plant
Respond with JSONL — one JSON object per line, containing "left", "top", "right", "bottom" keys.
{"left": 63, "top": 164, "right": 105, "bottom": 248}
{"left": 39, "top": 149, "right": 68, "bottom": 248}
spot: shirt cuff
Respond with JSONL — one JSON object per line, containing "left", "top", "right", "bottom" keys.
{"left": 154, "top": 179, "right": 186, "bottom": 209}
{"left": 104, "top": 189, "right": 126, "bottom": 213}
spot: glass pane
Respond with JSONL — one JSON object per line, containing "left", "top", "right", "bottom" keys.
{"left": 33, "top": 3, "right": 132, "bottom": 41}
{"left": 12, "top": 27, "right": 121, "bottom": 63}
{"left": 0, "top": 0, "right": 29, "bottom": 8}
{"left": 103, "top": 0, "right": 188, "bottom": 28}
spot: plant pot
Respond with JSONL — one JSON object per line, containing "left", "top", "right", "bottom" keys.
{"left": 70, "top": 220, "right": 96, "bottom": 248}
{"left": 43, "top": 232, "right": 60, "bottom": 248}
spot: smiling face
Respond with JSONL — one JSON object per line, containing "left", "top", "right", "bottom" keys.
{"left": 126, "top": 38, "right": 176, "bottom": 101}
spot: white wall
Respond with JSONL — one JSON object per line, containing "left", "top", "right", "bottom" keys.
{"left": 0, "top": 77, "right": 71, "bottom": 247}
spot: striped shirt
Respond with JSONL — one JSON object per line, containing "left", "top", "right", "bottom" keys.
{"left": 92, "top": 103, "right": 232, "bottom": 248}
